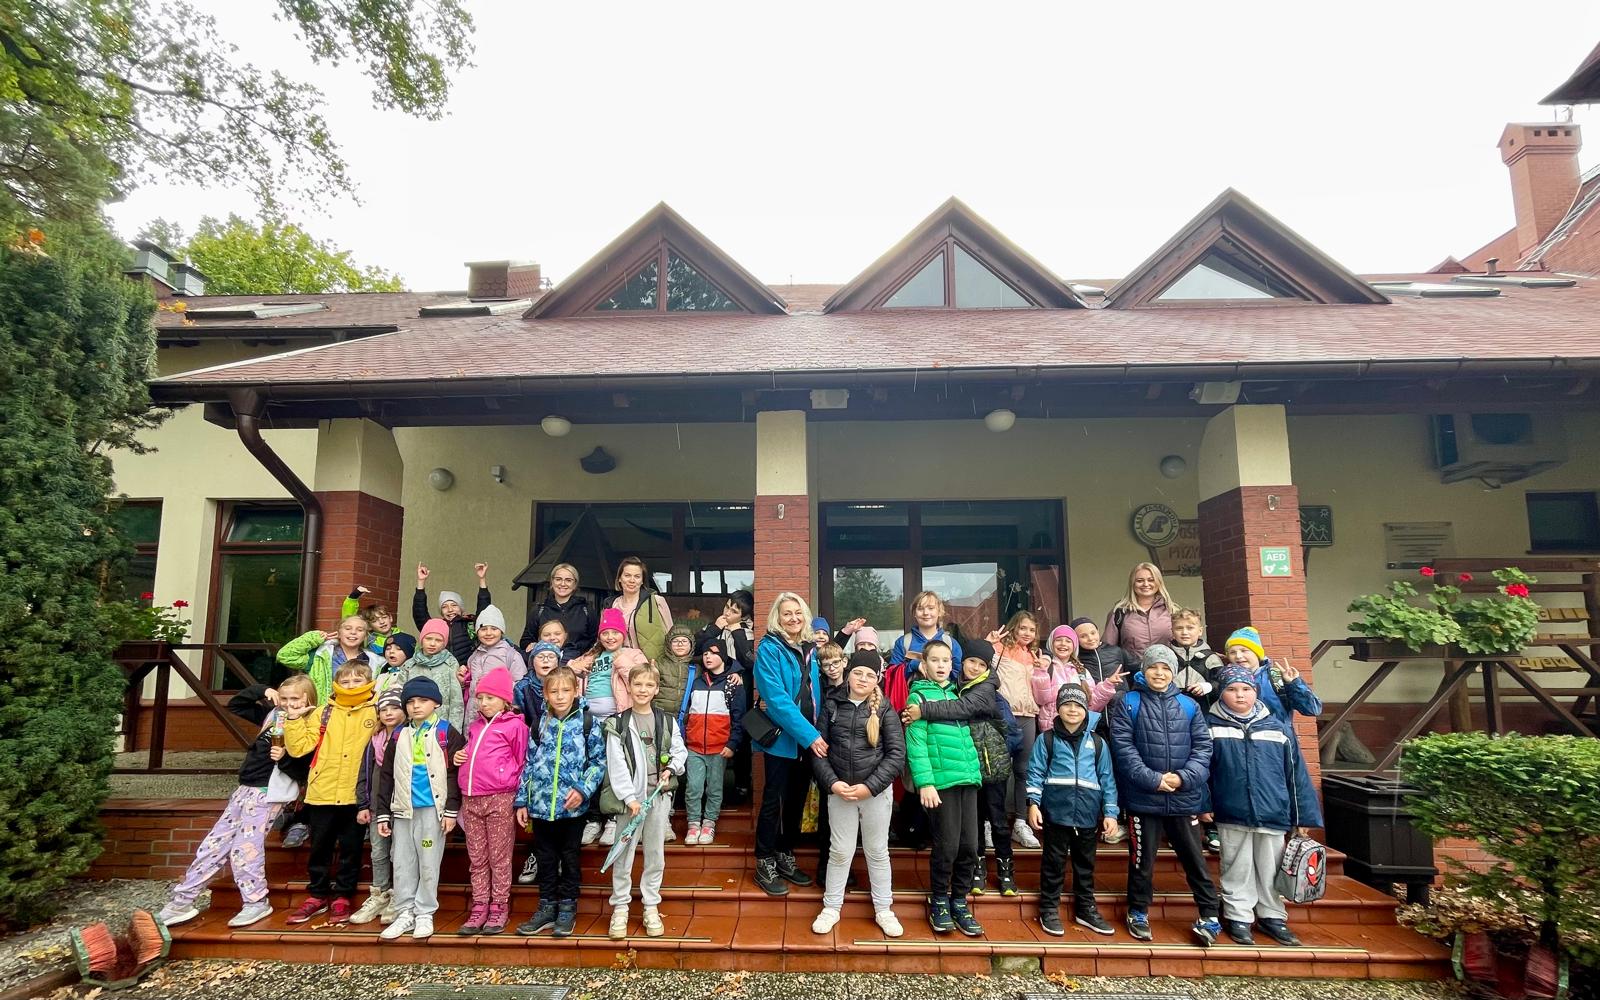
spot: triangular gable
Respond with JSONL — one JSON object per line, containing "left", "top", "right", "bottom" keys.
{"left": 822, "top": 197, "right": 1086, "bottom": 312}
{"left": 1103, "top": 189, "right": 1388, "bottom": 309}
{"left": 528, "top": 203, "right": 787, "bottom": 318}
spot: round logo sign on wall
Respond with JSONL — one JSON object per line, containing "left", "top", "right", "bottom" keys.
{"left": 1131, "top": 503, "right": 1181, "bottom": 548}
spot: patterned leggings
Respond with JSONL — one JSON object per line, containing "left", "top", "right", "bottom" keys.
{"left": 170, "top": 785, "right": 281, "bottom": 907}
{"left": 461, "top": 792, "right": 516, "bottom": 909}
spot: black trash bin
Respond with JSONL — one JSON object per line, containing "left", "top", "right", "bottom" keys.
{"left": 1322, "top": 773, "right": 1438, "bottom": 904}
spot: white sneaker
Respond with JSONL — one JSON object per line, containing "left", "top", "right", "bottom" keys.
{"left": 875, "top": 909, "right": 904, "bottom": 938}
{"left": 664, "top": 825, "right": 676, "bottom": 843}
{"left": 227, "top": 901, "right": 273, "bottom": 928}
{"left": 643, "top": 906, "right": 664, "bottom": 937}
{"left": 412, "top": 914, "right": 434, "bottom": 939}
{"left": 350, "top": 889, "right": 389, "bottom": 925}
{"left": 379, "top": 904, "right": 397, "bottom": 925}
{"left": 380, "top": 912, "right": 414, "bottom": 939}
{"left": 812, "top": 907, "right": 840, "bottom": 934}
{"left": 581, "top": 820, "right": 602, "bottom": 845}
{"left": 984, "top": 822, "right": 994, "bottom": 850}
{"left": 157, "top": 901, "right": 198, "bottom": 926}
{"left": 609, "top": 906, "right": 629, "bottom": 940}
{"left": 685, "top": 825, "right": 702, "bottom": 846}
{"left": 699, "top": 823, "right": 716, "bottom": 845}
{"left": 1103, "top": 822, "right": 1127, "bottom": 844}
{"left": 599, "top": 820, "right": 617, "bottom": 846}
{"left": 1012, "top": 818, "right": 1041, "bottom": 849}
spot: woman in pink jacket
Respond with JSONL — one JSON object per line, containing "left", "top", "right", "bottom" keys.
{"left": 455, "top": 667, "right": 529, "bottom": 935}
{"left": 1103, "top": 562, "right": 1176, "bottom": 661}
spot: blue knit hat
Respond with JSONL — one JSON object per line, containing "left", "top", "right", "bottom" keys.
{"left": 401, "top": 676, "right": 442, "bottom": 706}
{"left": 1216, "top": 664, "right": 1259, "bottom": 691}
{"left": 529, "top": 641, "right": 561, "bottom": 661}
{"left": 811, "top": 616, "right": 831, "bottom": 633}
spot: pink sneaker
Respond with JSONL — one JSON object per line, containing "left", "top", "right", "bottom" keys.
{"left": 327, "top": 897, "right": 353, "bottom": 924}
{"left": 685, "top": 824, "right": 703, "bottom": 846}
{"left": 699, "top": 823, "right": 716, "bottom": 845}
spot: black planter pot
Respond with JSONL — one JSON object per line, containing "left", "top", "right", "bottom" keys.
{"left": 1322, "top": 773, "right": 1438, "bottom": 903}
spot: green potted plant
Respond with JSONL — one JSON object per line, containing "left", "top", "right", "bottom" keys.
{"left": 1347, "top": 566, "right": 1540, "bottom": 657}
{"left": 1347, "top": 575, "right": 1461, "bottom": 657}
{"left": 107, "top": 594, "right": 192, "bottom": 660}
{"left": 1431, "top": 568, "right": 1542, "bottom": 656}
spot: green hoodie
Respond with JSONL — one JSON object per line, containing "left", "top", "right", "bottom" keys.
{"left": 906, "top": 676, "right": 982, "bottom": 791}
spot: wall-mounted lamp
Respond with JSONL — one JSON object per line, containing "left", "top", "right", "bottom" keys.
{"left": 579, "top": 447, "right": 616, "bottom": 474}
{"left": 541, "top": 415, "right": 572, "bottom": 437}
{"left": 984, "top": 408, "right": 1016, "bottom": 433}
{"left": 428, "top": 468, "right": 455, "bottom": 491}
{"left": 1159, "top": 455, "right": 1187, "bottom": 479}
{"left": 1267, "top": 494, "right": 1281, "bottom": 511}
{"left": 491, "top": 465, "right": 507, "bottom": 485}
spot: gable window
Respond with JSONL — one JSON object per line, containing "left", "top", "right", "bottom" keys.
{"left": 1156, "top": 236, "right": 1306, "bottom": 301}
{"left": 880, "top": 238, "right": 1038, "bottom": 309}
{"left": 593, "top": 246, "right": 742, "bottom": 313}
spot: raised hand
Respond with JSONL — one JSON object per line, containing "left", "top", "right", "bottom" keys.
{"left": 1279, "top": 659, "right": 1301, "bottom": 683}
{"left": 474, "top": 562, "right": 489, "bottom": 582}
{"left": 417, "top": 563, "right": 430, "bottom": 586}
{"left": 356, "top": 585, "right": 371, "bottom": 595}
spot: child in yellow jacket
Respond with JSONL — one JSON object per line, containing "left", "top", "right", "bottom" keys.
{"left": 281, "top": 659, "right": 378, "bottom": 926}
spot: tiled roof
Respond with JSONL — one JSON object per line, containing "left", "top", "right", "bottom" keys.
{"left": 155, "top": 291, "right": 479, "bottom": 330}
{"left": 156, "top": 275, "right": 1600, "bottom": 394}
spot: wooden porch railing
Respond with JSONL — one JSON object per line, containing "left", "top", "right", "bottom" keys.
{"left": 114, "top": 641, "right": 280, "bottom": 774}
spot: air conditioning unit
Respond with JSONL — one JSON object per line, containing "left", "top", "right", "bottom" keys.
{"left": 1431, "top": 413, "right": 1568, "bottom": 484}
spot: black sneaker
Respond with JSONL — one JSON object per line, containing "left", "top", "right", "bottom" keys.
{"left": 969, "top": 868, "right": 985, "bottom": 896}
{"left": 517, "top": 852, "right": 539, "bottom": 885}
{"left": 775, "top": 851, "right": 812, "bottom": 887}
{"left": 755, "top": 856, "right": 789, "bottom": 896}
{"left": 552, "top": 900, "right": 578, "bottom": 938}
{"left": 1225, "top": 920, "right": 1255, "bottom": 945}
{"left": 949, "top": 898, "right": 983, "bottom": 938}
{"left": 1038, "top": 909, "right": 1065, "bottom": 937}
{"left": 517, "top": 901, "right": 557, "bottom": 936}
{"left": 927, "top": 896, "right": 954, "bottom": 934}
{"left": 1074, "top": 909, "right": 1114, "bottom": 936}
{"left": 1192, "top": 917, "right": 1221, "bottom": 948}
{"left": 1257, "top": 919, "right": 1301, "bottom": 946}
{"left": 996, "top": 859, "right": 1018, "bottom": 897}
{"left": 1125, "top": 911, "right": 1153, "bottom": 941}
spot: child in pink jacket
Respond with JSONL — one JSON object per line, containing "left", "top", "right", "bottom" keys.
{"left": 454, "top": 666, "right": 529, "bottom": 935}
{"left": 1034, "top": 626, "right": 1120, "bottom": 729}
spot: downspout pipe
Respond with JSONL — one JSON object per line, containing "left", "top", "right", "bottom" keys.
{"left": 230, "top": 389, "right": 323, "bottom": 633}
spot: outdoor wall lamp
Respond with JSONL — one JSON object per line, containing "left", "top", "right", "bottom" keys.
{"left": 541, "top": 415, "right": 572, "bottom": 437}
{"left": 1159, "top": 455, "right": 1188, "bottom": 479}
{"left": 984, "top": 408, "right": 1016, "bottom": 432}
{"left": 427, "top": 468, "right": 455, "bottom": 491}
{"left": 1267, "top": 494, "right": 1281, "bottom": 511}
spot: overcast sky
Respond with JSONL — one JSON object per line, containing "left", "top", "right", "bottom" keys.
{"left": 106, "top": 2, "right": 1600, "bottom": 291}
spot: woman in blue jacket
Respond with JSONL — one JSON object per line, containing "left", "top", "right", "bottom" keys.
{"left": 751, "top": 592, "right": 826, "bottom": 897}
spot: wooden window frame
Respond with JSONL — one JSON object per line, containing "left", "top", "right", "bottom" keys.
{"left": 205, "top": 501, "right": 306, "bottom": 687}
{"left": 583, "top": 242, "right": 747, "bottom": 315}
{"left": 533, "top": 500, "right": 755, "bottom": 595}
{"left": 869, "top": 236, "right": 1039, "bottom": 310}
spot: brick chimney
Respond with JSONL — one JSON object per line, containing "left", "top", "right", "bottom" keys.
{"left": 465, "top": 259, "right": 542, "bottom": 299}
{"left": 1499, "top": 123, "right": 1582, "bottom": 256}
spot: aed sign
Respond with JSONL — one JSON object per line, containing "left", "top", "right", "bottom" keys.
{"left": 1259, "top": 546, "right": 1292, "bottom": 577}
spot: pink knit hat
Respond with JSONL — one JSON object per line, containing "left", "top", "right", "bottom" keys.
{"left": 854, "top": 626, "right": 880, "bottom": 648}
{"left": 421, "top": 617, "right": 449, "bottom": 641}
{"left": 1048, "top": 624, "right": 1079, "bottom": 655}
{"left": 598, "top": 607, "right": 627, "bottom": 636}
{"left": 477, "top": 666, "right": 515, "bottom": 704}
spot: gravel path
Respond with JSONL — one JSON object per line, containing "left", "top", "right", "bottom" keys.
{"left": 0, "top": 879, "right": 171, "bottom": 995}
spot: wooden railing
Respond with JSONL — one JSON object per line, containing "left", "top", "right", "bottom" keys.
{"left": 114, "top": 641, "right": 280, "bottom": 774}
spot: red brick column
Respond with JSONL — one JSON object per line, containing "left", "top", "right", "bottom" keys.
{"left": 1198, "top": 484, "right": 1321, "bottom": 781}
{"left": 753, "top": 495, "right": 812, "bottom": 615}
{"left": 312, "top": 490, "right": 404, "bottom": 628}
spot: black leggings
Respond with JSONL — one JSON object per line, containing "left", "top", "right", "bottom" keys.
{"left": 755, "top": 752, "right": 810, "bottom": 859}
{"left": 980, "top": 780, "right": 1013, "bottom": 863}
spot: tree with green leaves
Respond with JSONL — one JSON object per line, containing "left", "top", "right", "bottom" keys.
{"left": 0, "top": 235, "right": 161, "bottom": 925}
{"left": 139, "top": 214, "right": 404, "bottom": 294}
{"left": 0, "top": 0, "right": 475, "bottom": 233}
{"left": 832, "top": 568, "right": 901, "bottom": 631}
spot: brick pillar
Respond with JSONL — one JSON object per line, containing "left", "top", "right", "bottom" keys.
{"left": 753, "top": 411, "right": 813, "bottom": 612}
{"left": 311, "top": 419, "right": 405, "bottom": 628}
{"left": 1196, "top": 405, "right": 1320, "bottom": 782}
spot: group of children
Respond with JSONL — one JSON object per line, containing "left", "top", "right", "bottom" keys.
{"left": 156, "top": 567, "right": 1323, "bottom": 951}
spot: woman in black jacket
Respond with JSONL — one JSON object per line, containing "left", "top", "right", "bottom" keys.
{"left": 810, "top": 650, "right": 907, "bottom": 939}
{"left": 518, "top": 562, "right": 596, "bottom": 662}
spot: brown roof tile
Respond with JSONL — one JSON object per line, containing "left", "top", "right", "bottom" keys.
{"left": 155, "top": 291, "right": 488, "bottom": 330}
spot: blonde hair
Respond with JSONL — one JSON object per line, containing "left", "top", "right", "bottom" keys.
{"left": 543, "top": 665, "right": 579, "bottom": 696}
{"left": 818, "top": 643, "right": 845, "bottom": 665}
{"left": 334, "top": 660, "right": 373, "bottom": 682}
{"left": 359, "top": 604, "right": 393, "bottom": 627}
{"left": 909, "top": 590, "right": 946, "bottom": 627}
{"left": 278, "top": 674, "right": 316, "bottom": 701}
{"left": 628, "top": 661, "right": 662, "bottom": 686}
{"left": 550, "top": 562, "right": 580, "bottom": 587}
{"left": 1116, "top": 562, "right": 1176, "bottom": 612}
{"left": 865, "top": 686, "right": 883, "bottom": 747}
{"left": 1171, "top": 606, "right": 1203, "bottom": 626}
{"left": 765, "top": 592, "right": 816, "bottom": 638}
{"left": 1000, "top": 611, "right": 1041, "bottom": 654}
{"left": 339, "top": 614, "right": 371, "bottom": 636}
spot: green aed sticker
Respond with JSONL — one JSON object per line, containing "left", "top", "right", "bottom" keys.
{"left": 1259, "top": 546, "right": 1292, "bottom": 577}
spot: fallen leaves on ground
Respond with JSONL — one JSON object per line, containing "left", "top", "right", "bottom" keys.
{"left": 1046, "top": 971, "right": 1082, "bottom": 991}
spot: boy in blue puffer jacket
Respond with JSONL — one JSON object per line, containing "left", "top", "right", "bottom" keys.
{"left": 512, "top": 666, "right": 607, "bottom": 939}
{"left": 1201, "top": 664, "right": 1324, "bottom": 948}
{"left": 1026, "top": 683, "right": 1118, "bottom": 938}
{"left": 1220, "top": 626, "right": 1322, "bottom": 725}
{"left": 1106, "top": 643, "right": 1221, "bottom": 946}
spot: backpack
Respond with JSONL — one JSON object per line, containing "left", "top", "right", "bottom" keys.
{"left": 1123, "top": 690, "right": 1198, "bottom": 726}
{"left": 972, "top": 717, "right": 1012, "bottom": 784}
{"left": 1041, "top": 728, "right": 1108, "bottom": 779}
{"left": 598, "top": 708, "right": 675, "bottom": 816}
{"left": 1275, "top": 834, "right": 1328, "bottom": 903}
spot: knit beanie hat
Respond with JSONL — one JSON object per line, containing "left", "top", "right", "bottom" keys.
{"left": 1141, "top": 643, "right": 1180, "bottom": 671}
{"left": 961, "top": 636, "right": 997, "bottom": 668}
{"left": 420, "top": 618, "right": 449, "bottom": 642}
{"left": 811, "top": 616, "right": 831, "bottom": 633}
{"left": 1225, "top": 626, "right": 1266, "bottom": 661}
{"left": 401, "top": 676, "right": 442, "bottom": 707}
{"left": 376, "top": 688, "right": 404, "bottom": 711}
{"left": 386, "top": 633, "right": 417, "bottom": 659}
{"left": 697, "top": 637, "right": 730, "bottom": 666}
{"left": 1216, "top": 664, "right": 1259, "bottom": 691}
{"left": 598, "top": 607, "right": 627, "bottom": 636}
{"left": 1056, "top": 683, "right": 1089, "bottom": 710}
{"left": 439, "top": 590, "right": 464, "bottom": 613}
{"left": 529, "top": 641, "right": 561, "bottom": 662}
{"left": 477, "top": 666, "right": 515, "bottom": 704}
{"left": 475, "top": 604, "right": 507, "bottom": 635}
{"left": 1047, "top": 624, "right": 1079, "bottom": 654}
{"left": 853, "top": 626, "right": 880, "bottom": 648}
{"left": 1068, "top": 617, "right": 1096, "bottom": 630}
{"left": 847, "top": 649, "right": 883, "bottom": 675}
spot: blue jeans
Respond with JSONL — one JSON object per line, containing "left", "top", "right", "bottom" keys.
{"left": 686, "top": 751, "right": 728, "bottom": 825}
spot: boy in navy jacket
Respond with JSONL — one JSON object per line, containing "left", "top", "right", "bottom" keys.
{"left": 1201, "top": 664, "right": 1323, "bottom": 947}
{"left": 1026, "top": 683, "right": 1118, "bottom": 937}
{"left": 1106, "top": 644, "right": 1221, "bottom": 946}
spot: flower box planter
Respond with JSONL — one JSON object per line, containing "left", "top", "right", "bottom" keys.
{"left": 1349, "top": 638, "right": 1452, "bottom": 660}
{"left": 1322, "top": 773, "right": 1437, "bottom": 903}
{"left": 114, "top": 640, "right": 173, "bottom": 663}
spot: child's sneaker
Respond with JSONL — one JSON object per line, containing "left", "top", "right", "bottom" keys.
{"left": 327, "top": 897, "right": 353, "bottom": 924}
{"left": 1125, "top": 910, "right": 1153, "bottom": 941}
{"left": 350, "top": 889, "right": 389, "bottom": 925}
{"left": 380, "top": 912, "right": 414, "bottom": 939}
{"left": 775, "top": 851, "right": 812, "bottom": 886}
{"left": 156, "top": 901, "right": 198, "bottom": 926}
{"left": 1075, "top": 908, "right": 1114, "bottom": 936}
{"left": 927, "top": 895, "right": 954, "bottom": 934}
{"left": 379, "top": 900, "right": 398, "bottom": 925}
{"left": 1038, "top": 908, "right": 1065, "bottom": 937}
{"left": 699, "top": 823, "right": 715, "bottom": 845}
{"left": 281, "top": 822, "right": 310, "bottom": 848}
{"left": 1103, "top": 822, "right": 1127, "bottom": 844}
{"left": 413, "top": 914, "right": 434, "bottom": 940}
{"left": 519, "top": 901, "right": 558, "bottom": 935}
{"left": 664, "top": 825, "right": 677, "bottom": 843}
{"left": 228, "top": 901, "right": 273, "bottom": 928}
{"left": 286, "top": 895, "right": 329, "bottom": 925}
{"left": 553, "top": 900, "right": 578, "bottom": 938}
{"left": 1011, "top": 818, "right": 1040, "bottom": 849}
{"left": 643, "top": 906, "right": 664, "bottom": 937}
{"left": 482, "top": 904, "right": 507, "bottom": 935}
{"left": 582, "top": 819, "right": 602, "bottom": 845}
{"left": 874, "top": 909, "right": 904, "bottom": 938}
{"left": 950, "top": 898, "right": 984, "bottom": 937}
{"left": 1191, "top": 917, "right": 1221, "bottom": 948}
{"left": 754, "top": 857, "right": 788, "bottom": 896}
{"left": 458, "top": 903, "right": 487, "bottom": 935}
{"left": 517, "top": 852, "right": 539, "bottom": 884}
{"left": 685, "top": 824, "right": 702, "bottom": 846}
{"left": 1226, "top": 919, "right": 1256, "bottom": 945}
{"left": 969, "top": 867, "right": 985, "bottom": 896}
{"left": 997, "top": 858, "right": 1018, "bottom": 897}
{"left": 1256, "top": 919, "right": 1301, "bottom": 947}
{"left": 1203, "top": 826, "right": 1222, "bottom": 854}
{"left": 608, "top": 906, "right": 629, "bottom": 940}
{"left": 599, "top": 820, "right": 617, "bottom": 846}
{"left": 812, "top": 907, "right": 840, "bottom": 934}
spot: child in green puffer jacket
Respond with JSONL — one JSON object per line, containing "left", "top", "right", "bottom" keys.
{"left": 904, "top": 640, "right": 984, "bottom": 938}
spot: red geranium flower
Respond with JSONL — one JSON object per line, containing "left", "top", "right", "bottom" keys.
{"left": 173, "top": 600, "right": 189, "bottom": 609}
{"left": 1419, "top": 567, "right": 1436, "bottom": 578}
{"left": 140, "top": 591, "right": 154, "bottom": 600}
{"left": 1506, "top": 583, "right": 1531, "bottom": 598}
{"left": 1458, "top": 573, "right": 1473, "bottom": 583}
